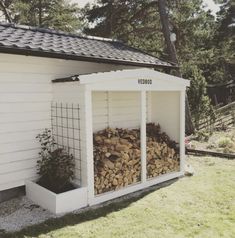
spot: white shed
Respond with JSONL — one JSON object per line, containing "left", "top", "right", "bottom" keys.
{"left": 52, "top": 68, "right": 190, "bottom": 206}
{"left": 0, "top": 23, "right": 189, "bottom": 211}
{"left": 0, "top": 23, "right": 173, "bottom": 195}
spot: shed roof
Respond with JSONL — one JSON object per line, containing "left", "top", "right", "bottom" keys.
{"left": 53, "top": 68, "right": 190, "bottom": 89}
{"left": 0, "top": 23, "right": 175, "bottom": 68}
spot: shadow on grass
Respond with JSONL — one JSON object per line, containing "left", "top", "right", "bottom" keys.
{"left": 2, "top": 178, "right": 178, "bottom": 238}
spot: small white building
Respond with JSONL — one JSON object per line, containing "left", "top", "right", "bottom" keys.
{"left": 52, "top": 69, "right": 189, "bottom": 207}
{"left": 0, "top": 23, "right": 189, "bottom": 211}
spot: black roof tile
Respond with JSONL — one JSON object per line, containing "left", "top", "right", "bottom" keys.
{"left": 0, "top": 23, "right": 176, "bottom": 68}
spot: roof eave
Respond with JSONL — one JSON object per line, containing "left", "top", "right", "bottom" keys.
{"left": 0, "top": 46, "right": 178, "bottom": 69}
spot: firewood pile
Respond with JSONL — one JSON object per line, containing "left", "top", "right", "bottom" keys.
{"left": 146, "top": 123, "right": 180, "bottom": 178}
{"left": 93, "top": 123, "right": 179, "bottom": 195}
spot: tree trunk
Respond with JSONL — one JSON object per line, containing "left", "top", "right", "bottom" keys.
{"left": 0, "top": 1, "right": 12, "bottom": 23}
{"left": 158, "top": 0, "right": 194, "bottom": 135}
{"left": 39, "top": 0, "right": 42, "bottom": 27}
{"left": 158, "top": 0, "right": 177, "bottom": 64}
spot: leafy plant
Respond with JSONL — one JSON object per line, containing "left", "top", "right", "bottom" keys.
{"left": 36, "top": 129, "right": 75, "bottom": 193}
{"left": 194, "top": 129, "right": 211, "bottom": 142}
{"left": 217, "top": 137, "right": 235, "bottom": 154}
{"left": 218, "top": 137, "right": 233, "bottom": 148}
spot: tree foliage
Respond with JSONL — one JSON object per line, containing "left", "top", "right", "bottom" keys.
{"left": 0, "top": 0, "right": 82, "bottom": 32}
{"left": 213, "top": 0, "right": 235, "bottom": 79}
{"left": 83, "top": 0, "right": 219, "bottom": 64}
{"left": 183, "top": 64, "right": 215, "bottom": 128}
{"left": 84, "top": 0, "right": 165, "bottom": 57}
{"left": 83, "top": 0, "right": 219, "bottom": 124}
{"left": 82, "top": 0, "right": 235, "bottom": 124}
{"left": 0, "top": 0, "right": 233, "bottom": 125}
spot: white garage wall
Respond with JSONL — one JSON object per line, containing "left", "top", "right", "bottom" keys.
{"left": 0, "top": 53, "right": 135, "bottom": 191}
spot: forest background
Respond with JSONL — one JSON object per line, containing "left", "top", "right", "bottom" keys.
{"left": 0, "top": 0, "right": 234, "bottom": 126}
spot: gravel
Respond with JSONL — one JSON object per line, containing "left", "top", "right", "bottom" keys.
{"left": 0, "top": 180, "right": 175, "bottom": 234}
{"left": 0, "top": 196, "right": 57, "bottom": 233}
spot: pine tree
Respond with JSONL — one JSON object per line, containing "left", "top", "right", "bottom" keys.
{"left": 84, "top": 0, "right": 165, "bottom": 58}
{"left": 213, "top": 0, "right": 235, "bottom": 80}
{"left": 0, "top": 0, "right": 82, "bottom": 32}
{"left": 83, "top": 0, "right": 216, "bottom": 125}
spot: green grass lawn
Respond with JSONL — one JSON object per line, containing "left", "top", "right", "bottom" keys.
{"left": 4, "top": 156, "right": 235, "bottom": 238}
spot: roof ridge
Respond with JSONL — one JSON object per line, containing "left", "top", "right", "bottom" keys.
{"left": 0, "top": 22, "right": 121, "bottom": 43}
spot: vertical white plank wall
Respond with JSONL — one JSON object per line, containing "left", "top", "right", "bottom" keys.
{"left": 92, "top": 91, "right": 141, "bottom": 132}
{"left": 52, "top": 83, "right": 86, "bottom": 186}
{"left": 0, "top": 53, "right": 135, "bottom": 192}
{"left": 149, "top": 91, "right": 180, "bottom": 142}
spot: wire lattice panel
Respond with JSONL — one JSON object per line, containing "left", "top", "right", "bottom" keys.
{"left": 51, "top": 102, "right": 82, "bottom": 184}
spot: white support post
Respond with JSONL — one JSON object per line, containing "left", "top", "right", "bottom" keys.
{"left": 84, "top": 88, "right": 94, "bottom": 205}
{"left": 107, "top": 91, "right": 112, "bottom": 127}
{"left": 141, "top": 91, "right": 147, "bottom": 183}
{"left": 180, "top": 90, "right": 186, "bottom": 173}
{"left": 147, "top": 91, "right": 152, "bottom": 123}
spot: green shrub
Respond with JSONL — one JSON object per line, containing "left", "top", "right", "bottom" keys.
{"left": 194, "top": 130, "right": 211, "bottom": 142}
{"left": 218, "top": 137, "right": 233, "bottom": 148}
{"left": 36, "top": 129, "right": 75, "bottom": 193}
{"left": 183, "top": 64, "right": 215, "bottom": 130}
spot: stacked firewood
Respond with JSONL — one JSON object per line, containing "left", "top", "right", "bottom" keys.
{"left": 93, "top": 124, "right": 180, "bottom": 195}
{"left": 146, "top": 123, "right": 180, "bottom": 178}
{"left": 94, "top": 128, "right": 141, "bottom": 195}
{"left": 146, "top": 140, "right": 179, "bottom": 178}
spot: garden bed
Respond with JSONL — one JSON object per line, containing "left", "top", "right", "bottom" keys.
{"left": 189, "top": 127, "right": 235, "bottom": 155}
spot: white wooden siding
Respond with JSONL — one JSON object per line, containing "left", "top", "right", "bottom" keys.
{"left": 92, "top": 91, "right": 141, "bottom": 132}
{"left": 0, "top": 53, "right": 134, "bottom": 191}
{"left": 52, "top": 83, "right": 88, "bottom": 187}
{"left": 91, "top": 91, "right": 180, "bottom": 140}
{"left": 92, "top": 92, "right": 109, "bottom": 131}
{"left": 0, "top": 150, "right": 39, "bottom": 164}
{"left": 149, "top": 91, "right": 180, "bottom": 142}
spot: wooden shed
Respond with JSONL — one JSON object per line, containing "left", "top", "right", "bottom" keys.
{"left": 0, "top": 23, "right": 189, "bottom": 212}
{"left": 50, "top": 68, "right": 189, "bottom": 207}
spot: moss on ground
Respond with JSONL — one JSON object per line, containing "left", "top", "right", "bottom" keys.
{"left": 3, "top": 156, "right": 235, "bottom": 238}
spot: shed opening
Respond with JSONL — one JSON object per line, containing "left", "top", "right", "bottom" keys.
{"left": 92, "top": 91, "right": 142, "bottom": 195}
{"left": 91, "top": 90, "right": 181, "bottom": 196}
{"left": 146, "top": 91, "right": 180, "bottom": 179}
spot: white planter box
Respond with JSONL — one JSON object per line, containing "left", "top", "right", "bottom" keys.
{"left": 26, "top": 180, "right": 88, "bottom": 214}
